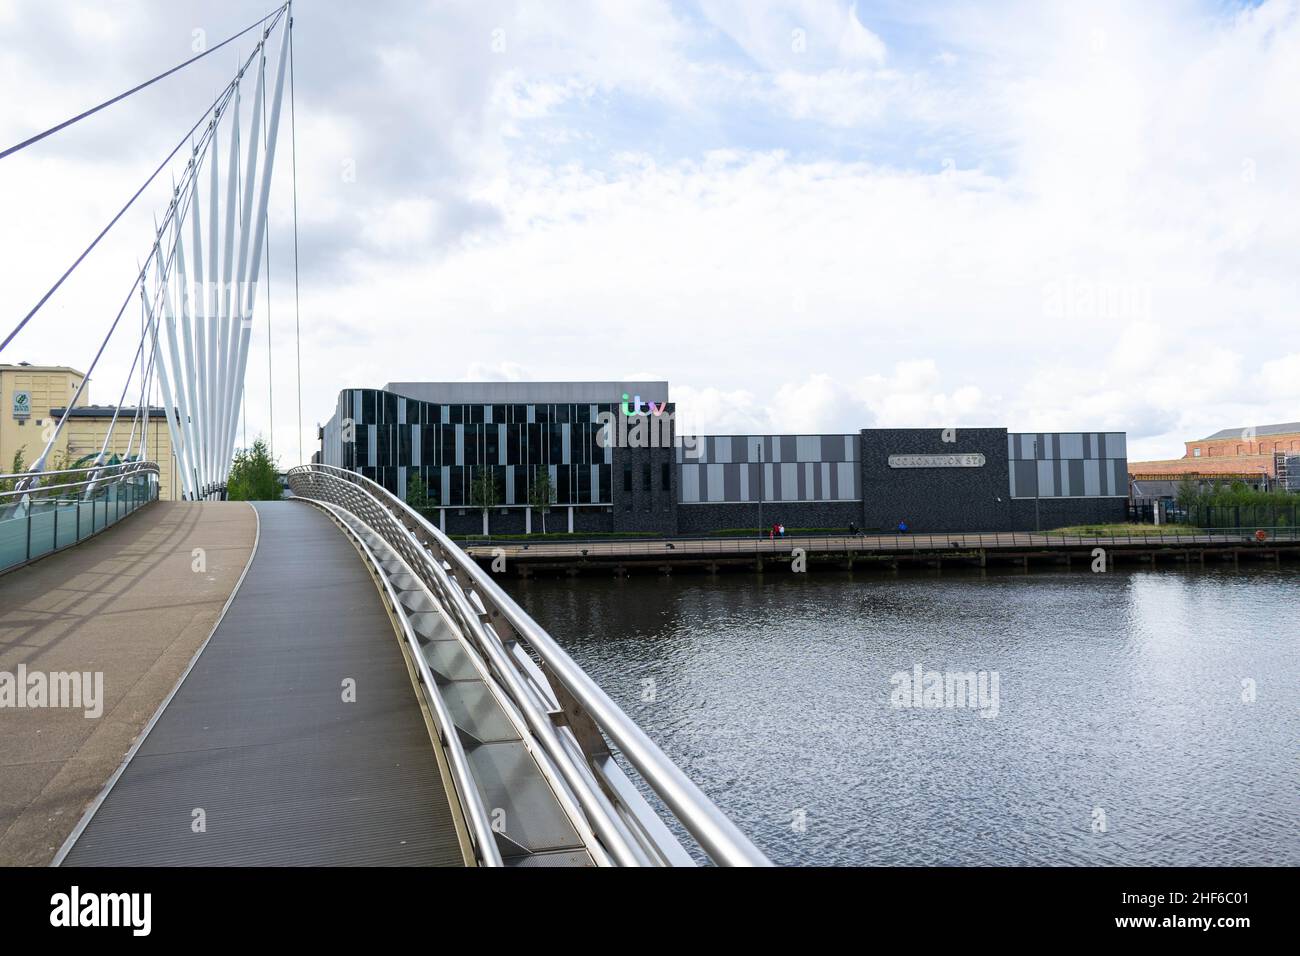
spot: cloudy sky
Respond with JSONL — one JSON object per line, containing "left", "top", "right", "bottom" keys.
{"left": 1, "top": 0, "right": 1297, "bottom": 466}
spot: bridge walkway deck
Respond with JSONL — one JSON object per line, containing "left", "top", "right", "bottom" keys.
{"left": 59, "top": 500, "right": 465, "bottom": 866}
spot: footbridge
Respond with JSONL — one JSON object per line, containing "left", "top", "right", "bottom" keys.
{"left": 0, "top": 463, "right": 769, "bottom": 867}
{"left": 0, "top": 5, "right": 770, "bottom": 867}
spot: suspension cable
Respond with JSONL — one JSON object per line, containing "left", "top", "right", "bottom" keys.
{"left": 0, "top": 4, "right": 287, "bottom": 161}
{"left": 261, "top": 55, "right": 275, "bottom": 460}
{"left": 94, "top": 310, "right": 153, "bottom": 464}
{"left": 289, "top": 8, "right": 304, "bottom": 467}
{"left": 23, "top": 56, "right": 237, "bottom": 478}
{"left": 124, "top": 301, "right": 160, "bottom": 463}
{"left": 0, "top": 22, "right": 281, "bottom": 357}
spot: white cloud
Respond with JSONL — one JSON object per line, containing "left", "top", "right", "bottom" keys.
{"left": 840, "top": 4, "right": 887, "bottom": 63}
{"left": 462, "top": 361, "right": 527, "bottom": 382}
{"left": 1260, "top": 354, "right": 1300, "bottom": 398}
{"left": 853, "top": 361, "right": 984, "bottom": 428}
{"left": 2, "top": 0, "right": 1298, "bottom": 471}
{"left": 670, "top": 385, "right": 771, "bottom": 435}
{"left": 770, "top": 373, "right": 861, "bottom": 431}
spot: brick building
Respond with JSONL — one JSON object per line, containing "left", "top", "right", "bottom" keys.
{"left": 1128, "top": 422, "right": 1300, "bottom": 486}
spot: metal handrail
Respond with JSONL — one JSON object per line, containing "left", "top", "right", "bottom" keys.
{"left": 1, "top": 460, "right": 160, "bottom": 502}
{"left": 288, "top": 462, "right": 771, "bottom": 867}
{"left": 319, "top": 491, "right": 633, "bottom": 865}
{"left": 0, "top": 461, "right": 160, "bottom": 574}
{"left": 320, "top": 503, "right": 504, "bottom": 867}
{"left": 291, "top": 470, "right": 657, "bottom": 865}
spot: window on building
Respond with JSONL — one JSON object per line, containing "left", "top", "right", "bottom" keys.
{"left": 398, "top": 425, "right": 411, "bottom": 466}
{"left": 1193, "top": 447, "right": 1201, "bottom": 457}
{"left": 661, "top": 462, "right": 671, "bottom": 490}
{"left": 642, "top": 462, "right": 652, "bottom": 491}
{"left": 623, "top": 463, "right": 632, "bottom": 492}
{"left": 422, "top": 424, "right": 439, "bottom": 467}
{"left": 549, "top": 423, "right": 563, "bottom": 463}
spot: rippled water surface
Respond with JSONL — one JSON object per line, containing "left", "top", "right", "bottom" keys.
{"left": 508, "top": 566, "right": 1299, "bottom": 866}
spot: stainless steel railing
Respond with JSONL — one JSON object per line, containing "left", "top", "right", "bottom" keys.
{"left": 287, "top": 462, "right": 771, "bottom": 867}
{"left": 322, "top": 507, "right": 505, "bottom": 867}
{"left": 0, "top": 461, "right": 161, "bottom": 573}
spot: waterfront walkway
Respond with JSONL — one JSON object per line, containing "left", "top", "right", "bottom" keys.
{"left": 0, "top": 502, "right": 255, "bottom": 865}
{"left": 465, "top": 528, "right": 1300, "bottom": 574}
{"left": 58, "top": 501, "right": 464, "bottom": 866}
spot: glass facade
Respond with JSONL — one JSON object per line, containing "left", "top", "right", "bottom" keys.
{"left": 318, "top": 386, "right": 1131, "bottom": 531}
{"left": 333, "top": 389, "right": 617, "bottom": 507}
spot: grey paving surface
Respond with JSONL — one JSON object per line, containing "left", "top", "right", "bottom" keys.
{"left": 61, "top": 501, "right": 464, "bottom": 867}
{"left": 0, "top": 501, "right": 256, "bottom": 866}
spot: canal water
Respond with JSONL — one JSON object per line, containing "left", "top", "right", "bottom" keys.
{"left": 508, "top": 565, "right": 1299, "bottom": 866}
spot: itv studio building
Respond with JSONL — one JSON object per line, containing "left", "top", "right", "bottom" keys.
{"left": 317, "top": 380, "right": 1128, "bottom": 535}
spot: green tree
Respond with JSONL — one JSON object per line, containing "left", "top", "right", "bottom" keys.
{"left": 226, "top": 437, "right": 282, "bottom": 501}
{"left": 0, "top": 449, "right": 26, "bottom": 493}
{"left": 407, "top": 473, "right": 433, "bottom": 515}
{"left": 469, "top": 466, "right": 501, "bottom": 536}
{"left": 1172, "top": 475, "right": 1298, "bottom": 528}
{"left": 527, "top": 466, "right": 556, "bottom": 534}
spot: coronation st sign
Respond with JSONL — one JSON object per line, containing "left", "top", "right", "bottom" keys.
{"left": 888, "top": 453, "right": 986, "bottom": 469}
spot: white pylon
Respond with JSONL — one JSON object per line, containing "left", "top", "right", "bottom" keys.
{"left": 221, "top": 20, "right": 291, "bottom": 482}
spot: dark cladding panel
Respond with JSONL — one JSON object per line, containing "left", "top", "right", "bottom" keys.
{"left": 859, "top": 428, "right": 1013, "bottom": 533}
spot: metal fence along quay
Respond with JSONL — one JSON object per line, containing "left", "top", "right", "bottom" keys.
{"left": 0, "top": 461, "right": 160, "bottom": 573}
{"left": 456, "top": 527, "right": 1300, "bottom": 560}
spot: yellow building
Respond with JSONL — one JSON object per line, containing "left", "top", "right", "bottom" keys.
{"left": 55, "top": 406, "right": 181, "bottom": 501}
{"left": 1, "top": 362, "right": 181, "bottom": 500}
{"left": 1, "top": 362, "right": 86, "bottom": 471}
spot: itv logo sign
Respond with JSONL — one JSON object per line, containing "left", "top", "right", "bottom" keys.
{"left": 619, "top": 392, "right": 667, "bottom": 416}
